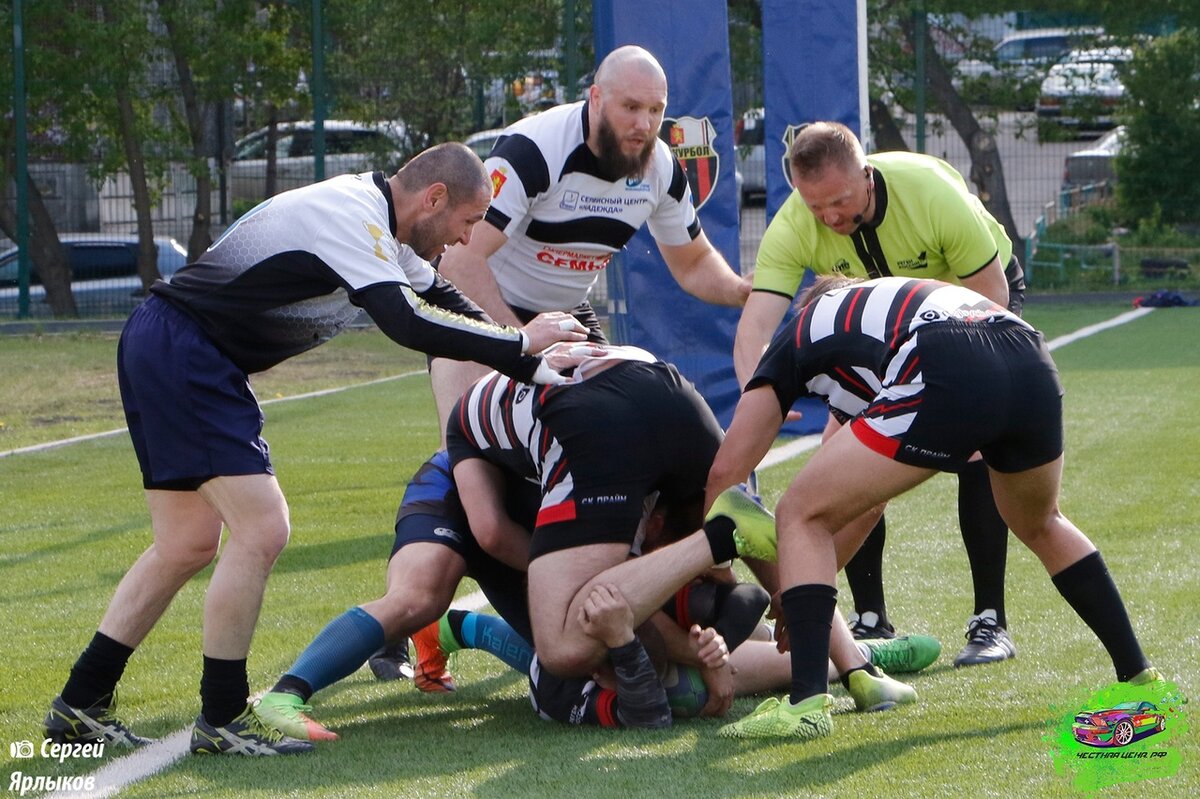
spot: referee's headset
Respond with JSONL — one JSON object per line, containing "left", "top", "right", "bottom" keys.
{"left": 852, "top": 166, "right": 874, "bottom": 226}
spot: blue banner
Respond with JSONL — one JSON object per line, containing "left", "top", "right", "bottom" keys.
{"left": 762, "top": 0, "right": 866, "bottom": 219}
{"left": 594, "top": 0, "right": 744, "bottom": 428}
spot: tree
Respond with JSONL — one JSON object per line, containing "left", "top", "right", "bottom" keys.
{"left": 1115, "top": 28, "right": 1200, "bottom": 226}
{"left": 319, "top": 0, "right": 565, "bottom": 148}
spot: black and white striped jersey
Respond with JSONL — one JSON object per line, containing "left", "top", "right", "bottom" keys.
{"left": 747, "top": 277, "right": 1030, "bottom": 419}
{"left": 482, "top": 102, "right": 701, "bottom": 310}
{"left": 153, "top": 171, "right": 533, "bottom": 377}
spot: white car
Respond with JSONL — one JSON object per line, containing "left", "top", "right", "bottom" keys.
{"left": 954, "top": 27, "right": 1103, "bottom": 106}
{"left": 1036, "top": 47, "right": 1131, "bottom": 135}
{"left": 464, "top": 128, "right": 505, "bottom": 160}
{"left": 229, "top": 120, "right": 406, "bottom": 206}
{"left": 1062, "top": 126, "right": 1125, "bottom": 189}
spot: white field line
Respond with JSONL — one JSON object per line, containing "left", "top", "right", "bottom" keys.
{"left": 1044, "top": 307, "right": 1154, "bottom": 351}
{"left": 42, "top": 589, "right": 492, "bottom": 799}
{"left": 0, "top": 371, "right": 425, "bottom": 460}
{"left": 38, "top": 307, "right": 1154, "bottom": 796}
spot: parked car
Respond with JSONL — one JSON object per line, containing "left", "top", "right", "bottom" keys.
{"left": 229, "top": 120, "right": 405, "bottom": 207}
{"left": 1036, "top": 47, "right": 1131, "bottom": 137}
{"left": 1062, "top": 126, "right": 1125, "bottom": 189}
{"left": 954, "top": 27, "right": 1103, "bottom": 107}
{"left": 734, "top": 107, "right": 765, "bottom": 202}
{"left": 464, "top": 128, "right": 505, "bottom": 160}
{"left": 0, "top": 233, "right": 187, "bottom": 316}
{"left": 1073, "top": 701, "right": 1165, "bottom": 748}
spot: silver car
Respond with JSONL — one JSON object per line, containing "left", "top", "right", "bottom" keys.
{"left": 229, "top": 120, "right": 405, "bottom": 206}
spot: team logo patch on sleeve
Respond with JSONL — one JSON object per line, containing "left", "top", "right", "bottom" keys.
{"left": 490, "top": 167, "right": 508, "bottom": 198}
{"left": 660, "top": 116, "right": 720, "bottom": 210}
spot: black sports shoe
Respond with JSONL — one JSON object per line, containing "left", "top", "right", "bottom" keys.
{"left": 953, "top": 611, "right": 1017, "bottom": 667}
{"left": 44, "top": 693, "right": 153, "bottom": 748}
{"left": 367, "top": 638, "right": 414, "bottom": 681}
{"left": 190, "top": 704, "right": 314, "bottom": 755}
{"left": 848, "top": 611, "right": 896, "bottom": 640}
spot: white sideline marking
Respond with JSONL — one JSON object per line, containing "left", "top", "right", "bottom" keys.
{"left": 1045, "top": 307, "right": 1153, "bottom": 351}
{"left": 33, "top": 307, "right": 1155, "bottom": 795}
{"left": 0, "top": 371, "right": 424, "bottom": 460}
{"left": 45, "top": 588, "right": 492, "bottom": 799}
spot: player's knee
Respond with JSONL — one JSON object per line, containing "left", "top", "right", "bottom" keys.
{"left": 157, "top": 538, "right": 219, "bottom": 576}
{"left": 375, "top": 590, "right": 447, "bottom": 637}
{"left": 535, "top": 641, "right": 599, "bottom": 678}
{"left": 238, "top": 514, "right": 292, "bottom": 565}
{"left": 776, "top": 489, "right": 834, "bottom": 535}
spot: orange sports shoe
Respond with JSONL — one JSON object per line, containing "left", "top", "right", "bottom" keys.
{"left": 412, "top": 619, "right": 457, "bottom": 693}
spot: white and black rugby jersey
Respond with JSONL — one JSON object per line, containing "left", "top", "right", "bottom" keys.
{"left": 748, "top": 277, "right": 1031, "bottom": 420}
{"left": 482, "top": 102, "right": 701, "bottom": 310}
{"left": 153, "top": 171, "right": 533, "bottom": 377}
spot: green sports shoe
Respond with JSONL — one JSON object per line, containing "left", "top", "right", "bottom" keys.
{"left": 846, "top": 668, "right": 917, "bottom": 713}
{"left": 190, "top": 704, "right": 314, "bottom": 755}
{"left": 1128, "top": 667, "right": 1187, "bottom": 708}
{"left": 859, "top": 634, "right": 941, "bottom": 674}
{"left": 256, "top": 691, "right": 338, "bottom": 742}
{"left": 706, "top": 485, "right": 777, "bottom": 562}
{"left": 718, "top": 694, "right": 833, "bottom": 740}
{"left": 1128, "top": 666, "right": 1164, "bottom": 687}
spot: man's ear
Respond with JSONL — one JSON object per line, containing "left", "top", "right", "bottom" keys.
{"left": 425, "top": 182, "right": 448, "bottom": 211}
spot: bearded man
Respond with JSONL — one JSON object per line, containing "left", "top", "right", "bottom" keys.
{"left": 424, "top": 44, "right": 750, "bottom": 440}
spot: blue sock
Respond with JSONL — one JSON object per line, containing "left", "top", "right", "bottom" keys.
{"left": 283, "top": 607, "right": 385, "bottom": 696}
{"left": 459, "top": 611, "right": 534, "bottom": 674}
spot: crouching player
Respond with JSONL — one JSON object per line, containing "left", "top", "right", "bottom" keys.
{"left": 708, "top": 276, "right": 1170, "bottom": 740}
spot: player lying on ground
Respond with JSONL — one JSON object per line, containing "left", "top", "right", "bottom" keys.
{"left": 256, "top": 344, "right": 932, "bottom": 739}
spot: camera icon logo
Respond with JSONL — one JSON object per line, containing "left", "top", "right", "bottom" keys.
{"left": 9, "top": 740, "right": 35, "bottom": 758}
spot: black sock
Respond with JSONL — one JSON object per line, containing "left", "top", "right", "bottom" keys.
{"left": 200, "top": 656, "right": 249, "bottom": 728}
{"left": 844, "top": 516, "right": 888, "bottom": 624}
{"left": 780, "top": 583, "right": 838, "bottom": 704}
{"left": 839, "top": 661, "right": 881, "bottom": 691}
{"left": 60, "top": 631, "right": 135, "bottom": 710}
{"left": 609, "top": 638, "right": 671, "bottom": 729}
{"left": 702, "top": 515, "right": 737, "bottom": 564}
{"left": 1051, "top": 551, "right": 1150, "bottom": 681}
{"left": 445, "top": 609, "right": 469, "bottom": 649}
{"left": 270, "top": 674, "right": 314, "bottom": 702}
{"left": 958, "top": 460, "right": 1009, "bottom": 627}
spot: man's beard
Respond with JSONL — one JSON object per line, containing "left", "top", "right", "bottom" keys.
{"left": 595, "top": 112, "right": 656, "bottom": 181}
{"left": 409, "top": 212, "right": 446, "bottom": 261}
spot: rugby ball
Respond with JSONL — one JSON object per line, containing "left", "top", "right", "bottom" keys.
{"left": 663, "top": 663, "right": 709, "bottom": 719}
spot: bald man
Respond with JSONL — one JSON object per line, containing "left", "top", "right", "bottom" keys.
{"left": 42, "top": 143, "right": 585, "bottom": 757}
{"left": 427, "top": 44, "right": 751, "bottom": 439}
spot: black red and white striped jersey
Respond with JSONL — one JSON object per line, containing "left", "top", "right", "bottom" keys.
{"left": 153, "top": 171, "right": 532, "bottom": 377}
{"left": 747, "top": 277, "right": 1030, "bottom": 419}
{"left": 482, "top": 102, "right": 701, "bottom": 310}
{"left": 448, "top": 345, "right": 659, "bottom": 483}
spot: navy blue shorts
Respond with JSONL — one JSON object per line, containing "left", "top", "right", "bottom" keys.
{"left": 118, "top": 296, "right": 272, "bottom": 490}
{"left": 391, "top": 456, "right": 539, "bottom": 642}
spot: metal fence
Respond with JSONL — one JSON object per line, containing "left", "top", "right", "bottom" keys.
{"left": 5, "top": 3, "right": 1196, "bottom": 320}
